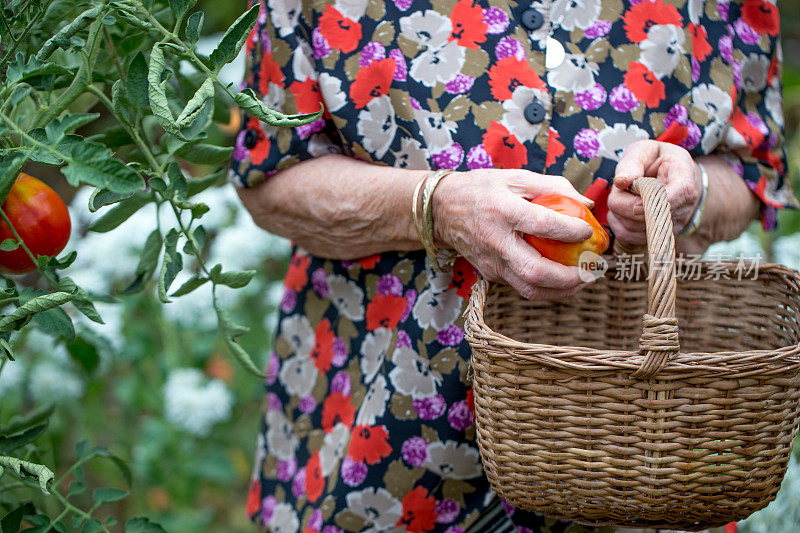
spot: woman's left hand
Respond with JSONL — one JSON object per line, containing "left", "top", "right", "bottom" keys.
{"left": 608, "top": 140, "right": 702, "bottom": 245}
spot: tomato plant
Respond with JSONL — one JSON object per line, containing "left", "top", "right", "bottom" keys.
{"left": 524, "top": 194, "right": 610, "bottom": 266}
{"left": 0, "top": 173, "right": 71, "bottom": 274}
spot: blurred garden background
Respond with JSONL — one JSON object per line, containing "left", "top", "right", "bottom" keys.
{"left": 1, "top": 1, "right": 800, "bottom": 532}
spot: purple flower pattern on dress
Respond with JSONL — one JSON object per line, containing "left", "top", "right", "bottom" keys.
{"left": 437, "top": 324, "right": 464, "bottom": 346}
{"left": 466, "top": 145, "right": 493, "bottom": 169}
{"left": 402, "top": 436, "right": 428, "bottom": 467}
{"left": 609, "top": 84, "right": 639, "bottom": 112}
{"left": 482, "top": 7, "right": 509, "bottom": 34}
{"left": 585, "top": 20, "right": 612, "bottom": 39}
{"left": 340, "top": 456, "right": 368, "bottom": 486}
{"left": 574, "top": 84, "right": 607, "bottom": 110}
{"left": 413, "top": 395, "right": 446, "bottom": 420}
{"left": 446, "top": 74, "right": 475, "bottom": 94}
{"left": 574, "top": 129, "right": 600, "bottom": 159}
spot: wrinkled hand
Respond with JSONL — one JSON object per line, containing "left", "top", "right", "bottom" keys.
{"left": 433, "top": 169, "right": 595, "bottom": 300}
{"left": 608, "top": 140, "right": 702, "bottom": 245}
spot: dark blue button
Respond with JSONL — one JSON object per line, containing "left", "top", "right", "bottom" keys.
{"left": 521, "top": 9, "right": 544, "bottom": 31}
{"left": 524, "top": 102, "right": 546, "bottom": 124}
{"left": 244, "top": 129, "right": 258, "bottom": 149}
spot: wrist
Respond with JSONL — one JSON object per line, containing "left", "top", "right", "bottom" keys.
{"left": 677, "top": 161, "right": 709, "bottom": 238}
{"left": 430, "top": 171, "right": 458, "bottom": 250}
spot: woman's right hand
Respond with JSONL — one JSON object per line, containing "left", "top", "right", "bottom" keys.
{"left": 433, "top": 169, "right": 596, "bottom": 301}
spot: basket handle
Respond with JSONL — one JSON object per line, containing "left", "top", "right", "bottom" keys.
{"left": 614, "top": 177, "right": 680, "bottom": 380}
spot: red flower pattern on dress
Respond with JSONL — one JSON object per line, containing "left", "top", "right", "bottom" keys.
{"left": 397, "top": 486, "right": 438, "bottom": 533}
{"left": 305, "top": 451, "right": 325, "bottom": 503}
{"left": 311, "top": 318, "right": 336, "bottom": 373}
{"left": 623, "top": 0, "right": 682, "bottom": 43}
{"left": 350, "top": 58, "right": 396, "bottom": 108}
{"left": 545, "top": 128, "right": 565, "bottom": 168}
{"left": 291, "top": 78, "right": 324, "bottom": 114}
{"left": 244, "top": 117, "right": 270, "bottom": 165}
{"left": 742, "top": 0, "right": 780, "bottom": 36}
{"left": 449, "top": 0, "right": 487, "bottom": 49}
{"left": 366, "top": 293, "right": 407, "bottom": 330}
{"left": 258, "top": 51, "right": 284, "bottom": 95}
{"left": 688, "top": 23, "right": 712, "bottom": 62}
{"left": 358, "top": 254, "right": 381, "bottom": 270}
{"left": 624, "top": 62, "right": 665, "bottom": 107}
{"left": 284, "top": 254, "right": 311, "bottom": 291}
{"left": 449, "top": 257, "right": 477, "bottom": 299}
{"left": 732, "top": 108, "right": 766, "bottom": 150}
{"left": 483, "top": 121, "right": 527, "bottom": 169}
{"left": 487, "top": 57, "right": 544, "bottom": 101}
{"left": 319, "top": 5, "right": 362, "bottom": 53}
{"left": 246, "top": 479, "right": 261, "bottom": 518}
{"left": 321, "top": 392, "right": 355, "bottom": 432}
{"left": 657, "top": 121, "right": 689, "bottom": 145}
{"left": 348, "top": 425, "right": 393, "bottom": 464}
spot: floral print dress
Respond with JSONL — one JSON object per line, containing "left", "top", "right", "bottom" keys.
{"left": 231, "top": 1, "right": 795, "bottom": 532}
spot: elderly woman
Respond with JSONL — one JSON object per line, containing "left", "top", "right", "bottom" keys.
{"left": 232, "top": 0, "right": 795, "bottom": 531}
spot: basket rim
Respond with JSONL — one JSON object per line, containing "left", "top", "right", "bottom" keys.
{"left": 464, "top": 261, "right": 800, "bottom": 377}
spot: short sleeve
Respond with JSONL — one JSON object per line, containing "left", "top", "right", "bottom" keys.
{"left": 719, "top": 3, "right": 798, "bottom": 230}
{"left": 229, "top": 1, "right": 342, "bottom": 188}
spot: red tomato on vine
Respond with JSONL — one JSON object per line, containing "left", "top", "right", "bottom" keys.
{"left": 524, "top": 194, "right": 610, "bottom": 267}
{"left": 0, "top": 173, "right": 71, "bottom": 274}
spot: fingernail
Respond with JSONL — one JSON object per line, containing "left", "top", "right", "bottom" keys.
{"left": 581, "top": 196, "right": 595, "bottom": 208}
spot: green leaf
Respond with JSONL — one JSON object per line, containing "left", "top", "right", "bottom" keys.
{"left": 0, "top": 425, "right": 47, "bottom": 455}
{"left": 112, "top": 80, "right": 132, "bottom": 127}
{"left": 87, "top": 194, "right": 150, "bottom": 233}
{"left": 175, "top": 142, "right": 233, "bottom": 164}
{"left": 32, "top": 305, "right": 75, "bottom": 343}
{"left": 92, "top": 488, "right": 129, "bottom": 505}
{"left": 175, "top": 77, "right": 215, "bottom": 130}
{"left": 36, "top": 5, "right": 105, "bottom": 60}
{"left": 234, "top": 88, "right": 324, "bottom": 127}
{"left": 0, "top": 456, "right": 54, "bottom": 495}
{"left": 57, "top": 278, "right": 104, "bottom": 324}
{"left": 210, "top": 268, "right": 257, "bottom": 289}
{"left": 185, "top": 11, "right": 204, "bottom": 45}
{"left": 187, "top": 225, "right": 207, "bottom": 253}
{"left": 169, "top": 0, "right": 194, "bottom": 17}
{"left": 88, "top": 188, "right": 134, "bottom": 212}
{"left": 0, "top": 153, "right": 27, "bottom": 205}
{"left": 123, "top": 229, "right": 162, "bottom": 294}
{"left": 67, "top": 335, "right": 100, "bottom": 375}
{"left": 1, "top": 504, "right": 27, "bottom": 533}
{"left": 0, "top": 292, "right": 76, "bottom": 333}
{"left": 80, "top": 519, "right": 103, "bottom": 533}
{"left": 158, "top": 229, "right": 183, "bottom": 303}
{"left": 147, "top": 44, "right": 182, "bottom": 137}
{"left": 0, "top": 239, "right": 19, "bottom": 251}
{"left": 125, "top": 517, "right": 167, "bottom": 533}
{"left": 170, "top": 275, "right": 209, "bottom": 296}
{"left": 167, "top": 162, "right": 187, "bottom": 200}
{"left": 60, "top": 141, "right": 145, "bottom": 194}
{"left": 1, "top": 404, "right": 55, "bottom": 436}
{"left": 224, "top": 337, "right": 264, "bottom": 377}
{"left": 127, "top": 51, "right": 150, "bottom": 110}
{"left": 209, "top": 4, "right": 260, "bottom": 70}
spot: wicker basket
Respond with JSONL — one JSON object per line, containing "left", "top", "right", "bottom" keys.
{"left": 464, "top": 177, "right": 800, "bottom": 531}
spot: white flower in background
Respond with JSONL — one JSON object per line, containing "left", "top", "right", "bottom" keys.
{"left": 773, "top": 234, "right": 800, "bottom": 271}
{"left": 357, "top": 96, "right": 397, "bottom": 159}
{"left": 29, "top": 359, "right": 84, "bottom": 403}
{"left": 360, "top": 328, "right": 393, "bottom": 383}
{"left": 163, "top": 368, "right": 233, "bottom": 437}
{"left": 503, "top": 87, "right": 550, "bottom": 143}
{"left": 279, "top": 314, "right": 315, "bottom": 358}
{"left": 423, "top": 440, "right": 483, "bottom": 479}
{"left": 319, "top": 73, "right": 347, "bottom": 113}
{"left": 208, "top": 215, "right": 291, "bottom": 270}
{"left": 640, "top": 25, "right": 685, "bottom": 78}
{"left": 319, "top": 422, "right": 351, "bottom": 476}
{"left": 705, "top": 231, "right": 765, "bottom": 261}
{"left": 415, "top": 107, "right": 457, "bottom": 152}
{"left": 400, "top": 11, "right": 450, "bottom": 48}
{"left": 268, "top": 503, "right": 300, "bottom": 533}
{"left": 392, "top": 138, "right": 431, "bottom": 170}
{"left": 345, "top": 488, "right": 403, "bottom": 530}
{"left": 328, "top": 275, "right": 365, "bottom": 320}
{"left": 547, "top": 53, "right": 598, "bottom": 93}
{"left": 389, "top": 345, "right": 441, "bottom": 397}
{"left": 0, "top": 360, "right": 26, "bottom": 399}
{"left": 551, "top": 0, "right": 601, "bottom": 30}
{"left": 356, "top": 374, "right": 389, "bottom": 425}
{"left": 597, "top": 124, "right": 649, "bottom": 161}
{"left": 740, "top": 52, "right": 770, "bottom": 93}
{"left": 265, "top": 409, "right": 299, "bottom": 461}
{"left": 412, "top": 288, "right": 462, "bottom": 330}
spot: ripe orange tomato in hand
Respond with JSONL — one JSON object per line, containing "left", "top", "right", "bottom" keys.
{"left": 523, "top": 194, "right": 609, "bottom": 267}
{"left": 0, "top": 173, "right": 71, "bottom": 274}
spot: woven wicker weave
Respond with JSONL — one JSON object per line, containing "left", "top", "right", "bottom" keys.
{"left": 464, "top": 177, "right": 800, "bottom": 531}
